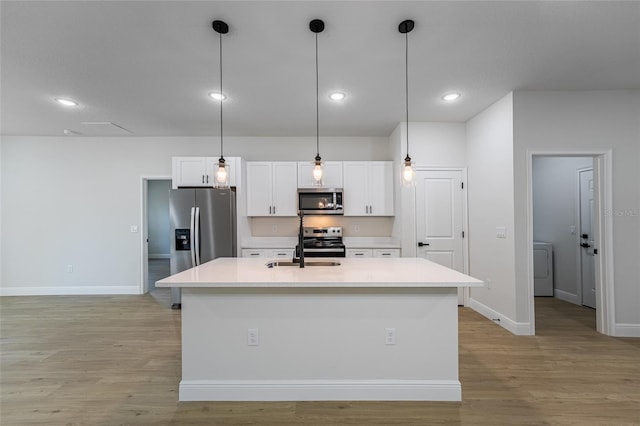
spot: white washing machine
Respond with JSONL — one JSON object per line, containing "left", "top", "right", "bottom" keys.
{"left": 533, "top": 242, "right": 554, "bottom": 296}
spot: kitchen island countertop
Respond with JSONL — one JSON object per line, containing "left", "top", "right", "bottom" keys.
{"left": 155, "top": 257, "right": 483, "bottom": 289}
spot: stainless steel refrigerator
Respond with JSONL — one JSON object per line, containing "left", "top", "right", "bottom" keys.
{"left": 169, "top": 188, "right": 236, "bottom": 309}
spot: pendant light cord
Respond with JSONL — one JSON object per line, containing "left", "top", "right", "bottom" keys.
{"left": 315, "top": 32, "right": 320, "bottom": 159}
{"left": 405, "top": 31, "right": 409, "bottom": 160}
{"left": 219, "top": 31, "right": 224, "bottom": 160}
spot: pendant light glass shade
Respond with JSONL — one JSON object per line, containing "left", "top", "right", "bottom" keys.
{"left": 399, "top": 19, "right": 416, "bottom": 187}
{"left": 214, "top": 158, "right": 229, "bottom": 188}
{"left": 310, "top": 19, "right": 325, "bottom": 187}
{"left": 402, "top": 155, "right": 416, "bottom": 187}
{"left": 313, "top": 155, "right": 323, "bottom": 186}
{"left": 213, "top": 20, "right": 229, "bottom": 189}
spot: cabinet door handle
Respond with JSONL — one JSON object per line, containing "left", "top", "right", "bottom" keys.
{"left": 369, "top": 205, "right": 373, "bottom": 214}
{"left": 202, "top": 175, "right": 205, "bottom": 184}
{"left": 381, "top": 253, "right": 391, "bottom": 256}
{"left": 273, "top": 206, "right": 276, "bottom": 215}
{"left": 418, "top": 242, "right": 430, "bottom": 247}
{"left": 355, "top": 253, "right": 364, "bottom": 256}
{"left": 250, "top": 253, "right": 260, "bottom": 256}
{"left": 206, "top": 175, "right": 209, "bottom": 184}
{"left": 269, "top": 206, "right": 272, "bottom": 214}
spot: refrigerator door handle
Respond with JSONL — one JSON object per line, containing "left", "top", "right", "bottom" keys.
{"left": 190, "top": 207, "right": 196, "bottom": 268}
{"left": 195, "top": 207, "right": 201, "bottom": 265}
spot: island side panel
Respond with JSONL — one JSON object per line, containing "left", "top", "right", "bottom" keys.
{"left": 180, "top": 287, "right": 460, "bottom": 401}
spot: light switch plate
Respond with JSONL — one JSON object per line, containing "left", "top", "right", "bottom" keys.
{"left": 130, "top": 225, "right": 139, "bottom": 233}
{"left": 496, "top": 227, "right": 507, "bottom": 239}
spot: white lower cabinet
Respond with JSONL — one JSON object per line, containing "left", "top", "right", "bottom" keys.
{"left": 241, "top": 248, "right": 294, "bottom": 259}
{"left": 346, "top": 248, "right": 400, "bottom": 258}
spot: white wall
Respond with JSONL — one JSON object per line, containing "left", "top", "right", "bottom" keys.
{"left": 0, "top": 136, "right": 387, "bottom": 295}
{"left": 390, "top": 122, "right": 467, "bottom": 256}
{"left": 147, "top": 179, "right": 171, "bottom": 257}
{"left": 465, "top": 93, "right": 518, "bottom": 328}
{"left": 532, "top": 157, "right": 593, "bottom": 301}
{"left": 513, "top": 90, "right": 640, "bottom": 334}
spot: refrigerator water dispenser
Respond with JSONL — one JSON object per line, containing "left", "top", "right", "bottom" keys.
{"left": 175, "top": 229, "right": 191, "bottom": 251}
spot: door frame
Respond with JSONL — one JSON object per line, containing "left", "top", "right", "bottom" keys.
{"left": 139, "top": 175, "right": 172, "bottom": 294}
{"left": 526, "top": 150, "right": 614, "bottom": 335}
{"left": 414, "top": 167, "right": 470, "bottom": 306}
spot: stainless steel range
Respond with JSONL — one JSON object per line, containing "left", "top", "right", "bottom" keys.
{"left": 296, "top": 226, "right": 346, "bottom": 258}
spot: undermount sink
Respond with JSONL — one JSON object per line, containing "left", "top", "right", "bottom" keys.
{"left": 266, "top": 260, "right": 341, "bottom": 268}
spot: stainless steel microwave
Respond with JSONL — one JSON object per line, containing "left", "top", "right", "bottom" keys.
{"left": 297, "top": 188, "right": 343, "bottom": 215}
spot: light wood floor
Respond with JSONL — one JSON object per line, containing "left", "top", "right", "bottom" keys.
{"left": 1, "top": 296, "right": 638, "bottom": 425}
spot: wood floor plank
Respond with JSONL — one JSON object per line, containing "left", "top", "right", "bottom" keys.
{"left": 1, "top": 294, "right": 638, "bottom": 425}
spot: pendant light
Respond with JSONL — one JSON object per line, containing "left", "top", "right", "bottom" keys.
{"left": 212, "top": 20, "right": 229, "bottom": 188}
{"left": 399, "top": 19, "right": 416, "bottom": 187}
{"left": 310, "top": 19, "right": 325, "bottom": 186}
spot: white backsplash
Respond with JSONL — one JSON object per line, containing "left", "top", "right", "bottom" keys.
{"left": 249, "top": 216, "right": 394, "bottom": 237}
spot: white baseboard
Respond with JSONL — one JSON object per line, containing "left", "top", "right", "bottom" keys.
{"left": 553, "top": 289, "right": 579, "bottom": 304}
{"left": 468, "top": 298, "right": 533, "bottom": 335}
{"left": 615, "top": 323, "right": 640, "bottom": 338}
{"left": 0, "top": 286, "right": 141, "bottom": 296}
{"left": 149, "top": 254, "right": 170, "bottom": 259}
{"left": 179, "top": 379, "right": 462, "bottom": 402}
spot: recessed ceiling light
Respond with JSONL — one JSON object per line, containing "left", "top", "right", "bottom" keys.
{"left": 441, "top": 92, "right": 461, "bottom": 102}
{"left": 208, "top": 91, "right": 227, "bottom": 101}
{"left": 54, "top": 98, "right": 79, "bottom": 107}
{"left": 329, "top": 92, "right": 346, "bottom": 101}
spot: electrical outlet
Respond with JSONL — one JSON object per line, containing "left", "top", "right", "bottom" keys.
{"left": 247, "top": 328, "right": 259, "bottom": 346}
{"left": 385, "top": 328, "right": 396, "bottom": 345}
{"left": 66, "top": 264, "right": 73, "bottom": 273}
{"left": 485, "top": 278, "right": 492, "bottom": 290}
{"left": 272, "top": 224, "right": 278, "bottom": 233}
{"left": 130, "top": 225, "right": 139, "bottom": 233}
{"left": 570, "top": 225, "right": 576, "bottom": 235}
{"left": 496, "top": 227, "right": 506, "bottom": 239}
{"left": 354, "top": 224, "right": 360, "bottom": 233}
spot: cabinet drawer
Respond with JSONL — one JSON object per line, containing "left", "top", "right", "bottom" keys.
{"left": 241, "top": 249, "right": 266, "bottom": 258}
{"left": 346, "top": 249, "right": 373, "bottom": 258}
{"left": 266, "top": 249, "right": 294, "bottom": 259}
{"left": 373, "top": 249, "right": 400, "bottom": 258}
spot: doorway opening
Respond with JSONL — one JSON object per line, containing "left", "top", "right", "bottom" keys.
{"left": 140, "top": 177, "right": 172, "bottom": 305}
{"left": 528, "top": 151, "right": 614, "bottom": 336}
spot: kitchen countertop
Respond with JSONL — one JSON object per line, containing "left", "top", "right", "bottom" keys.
{"left": 156, "top": 257, "right": 483, "bottom": 289}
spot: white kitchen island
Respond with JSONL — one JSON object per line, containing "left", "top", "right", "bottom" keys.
{"left": 156, "top": 257, "right": 483, "bottom": 402}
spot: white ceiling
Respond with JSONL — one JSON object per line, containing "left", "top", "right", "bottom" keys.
{"left": 1, "top": 1, "right": 639, "bottom": 137}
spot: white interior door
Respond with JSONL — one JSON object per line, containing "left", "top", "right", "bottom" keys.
{"left": 579, "top": 168, "right": 596, "bottom": 309}
{"left": 415, "top": 170, "right": 466, "bottom": 304}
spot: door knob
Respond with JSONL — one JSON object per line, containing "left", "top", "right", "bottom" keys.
{"left": 417, "top": 242, "right": 430, "bottom": 247}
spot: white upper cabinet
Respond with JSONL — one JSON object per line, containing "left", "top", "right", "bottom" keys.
{"left": 343, "top": 161, "right": 394, "bottom": 216}
{"left": 246, "top": 161, "right": 298, "bottom": 216}
{"left": 297, "top": 161, "right": 343, "bottom": 188}
{"left": 172, "top": 156, "right": 237, "bottom": 189}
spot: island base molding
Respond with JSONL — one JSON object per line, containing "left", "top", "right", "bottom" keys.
{"left": 179, "top": 379, "right": 462, "bottom": 401}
